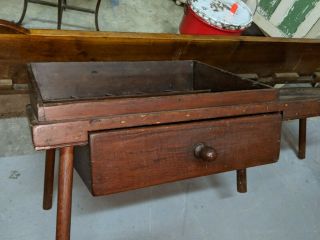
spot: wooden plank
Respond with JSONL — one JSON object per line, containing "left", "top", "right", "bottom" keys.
{"left": 38, "top": 89, "right": 278, "bottom": 122}
{"left": 0, "top": 19, "right": 29, "bottom": 34}
{"left": 0, "top": 30, "right": 320, "bottom": 82}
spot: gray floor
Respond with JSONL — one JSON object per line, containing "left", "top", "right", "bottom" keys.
{"left": 0, "top": 0, "right": 184, "bottom": 33}
{"left": 1, "top": 1, "right": 320, "bottom": 240}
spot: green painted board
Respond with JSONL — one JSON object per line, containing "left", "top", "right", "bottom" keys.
{"left": 258, "top": 0, "right": 281, "bottom": 19}
{"left": 278, "top": 0, "right": 319, "bottom": 37}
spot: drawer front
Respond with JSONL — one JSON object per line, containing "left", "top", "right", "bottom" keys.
{"left": 90, "top": 113, "right": 281, "bottom": 195}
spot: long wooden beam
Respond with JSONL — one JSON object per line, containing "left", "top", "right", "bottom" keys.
{"left": 1, "top": 27, "right": 320, "bottom": 83}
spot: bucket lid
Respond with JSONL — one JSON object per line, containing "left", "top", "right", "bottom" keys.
{"left": 188, "top": 0, "right": 253, "bottom": 31}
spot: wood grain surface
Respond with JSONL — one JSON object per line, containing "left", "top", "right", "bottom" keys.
{"left": 1, "top": 29, "right": 320, "bottom": 84}
{"left": 76, "top": 113, "right": 282, "bottom": 196}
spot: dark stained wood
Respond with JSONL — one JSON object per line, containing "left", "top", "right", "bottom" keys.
{"left": 28, "top": 61, "right": 277, "bottom": 122}
{"left": 1, "top": 28, "right": 320, "bottom": 118}
{"left": 0, "top": 64, "right": 29, "bottom": 86}
{"left": 30, "top": 61, "right": 270, "bottom": 102}
{"left": 1, "top": 30, "right": 320, "bottom": 86}
{"left": 43, "top": 149, "right": 56, "bottom": 210}
{"left": 26, "top": 94, "right": 320, "bottom": 150}
{"left": 74, "top": 145, "right": 92, "bottom": 193}
{"left": 36, "top": 89, "right": 278, "bottom": 122}
{"left": 30, "top": 61, "right": 195, "bottom": 101}
{"left": 298, "top": 118, "right": 307, "bottom": 160}
{"left": 56, "top": 146, "right": 74, "bottom": 240}
{"left": 0, "top": 19, "right": 30, "bottom": 34}
{"left": 237, "top": 169, "right": 247, "bottom": 193}
{"left": 77, "top": 114, "right": 281, "bottom": 196}
{"left": 280, "top": 99, "right": 320, "bottom": 120}
{"left": 193, "top": 61, "right": 271, "bottom": 92}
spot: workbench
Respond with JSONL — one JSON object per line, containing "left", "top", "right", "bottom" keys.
{"left": 27, "top": 61, "right": 320, "bottom": 240}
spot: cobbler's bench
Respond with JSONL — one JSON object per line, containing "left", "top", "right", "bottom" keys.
{"left": 0, "top": 20, "right": 320, "bottom": 240}
{"left": 27, "top": 61, "right": 320, "bottom": 240}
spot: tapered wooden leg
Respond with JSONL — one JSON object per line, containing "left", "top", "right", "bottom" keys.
{"left": 43, "top": 149, "right": 56, "bottom": 210}
{"left": 298, "top": 118, "right": 307, "bottom": 159}
{"left": 237, "top": 169, "right": 247, "bottom": 193}
{"left": 56, "top": 146, "right": 74, "bottom": 240}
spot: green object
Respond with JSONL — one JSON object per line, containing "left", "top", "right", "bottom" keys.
{"left": 258, "top": 0, "right": 281, "bottom": 19}
{"left": 278, "top": 0, "right": 318, "bottom": 37}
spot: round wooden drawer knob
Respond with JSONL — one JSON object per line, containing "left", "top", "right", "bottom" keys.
{"left": 194, "top": 143, "right": 217, "bottom": 162}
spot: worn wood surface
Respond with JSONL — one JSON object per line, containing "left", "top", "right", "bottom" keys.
{"left": 28, "top": 61, "right": 277, "bottom": 122}
{"left": 75, "top": 114, "right": 281, "bottom": 196}
{"left": 34, "top": 89, "right": 278, "bottom": 122}
{"left": 1, "top": 28, "right": 320, "bottom": 84}
{"left": 0, "top": 19, "right": 29, "bottom": 34}
{"left": 0, "top": 21, "right": 320, "bottom": 118}
{"left": 27, "top": 92, "right": 320, "bottom": 150}
{"left": 29, "top": 61, "right": 269, "bottom": 102}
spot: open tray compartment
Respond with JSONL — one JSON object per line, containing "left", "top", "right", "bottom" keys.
{"left": 28, "top": 60, "right": 278, "bottom": 122}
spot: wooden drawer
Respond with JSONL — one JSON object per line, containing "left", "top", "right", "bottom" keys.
{"left": 74, "top": 113, "right": 281, "bottom": 196}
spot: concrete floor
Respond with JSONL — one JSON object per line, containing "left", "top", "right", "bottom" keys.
{"left": 0, "top": 0, "right": 184, "bottom": 33}
{"left": 1, "top": 1, "right": 320, "bottom": 240}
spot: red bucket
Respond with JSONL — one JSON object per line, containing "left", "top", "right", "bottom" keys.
{"left": 180, "top": 6, "right": 242, "bottom": 35}
{"left": 179, "top": 1, "right": 253, "bottom": 36}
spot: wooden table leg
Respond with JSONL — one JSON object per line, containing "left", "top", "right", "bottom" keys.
{"left": 237, "top": 169, "right": 247, "bottom": 193}
{"left": 43, "top": 149, "right": 56, "bottom": 210}
{"left": 56, "top": 146, "right": 74, "bottom": 240}
{"left": 298, "top": 118, "right": 307, "bottom": 159}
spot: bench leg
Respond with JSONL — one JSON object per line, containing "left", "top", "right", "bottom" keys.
{"left": 298, "top": 118, "right": 307, "bottom": 159}
{"left": 237, "top": 169, "right": 247, "bottom": 193}
{"left": 43, "top": 149, "right": 56, "bottom": 210}
{"left": 56, "top": 146, "right": 74, "bottom": 240}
